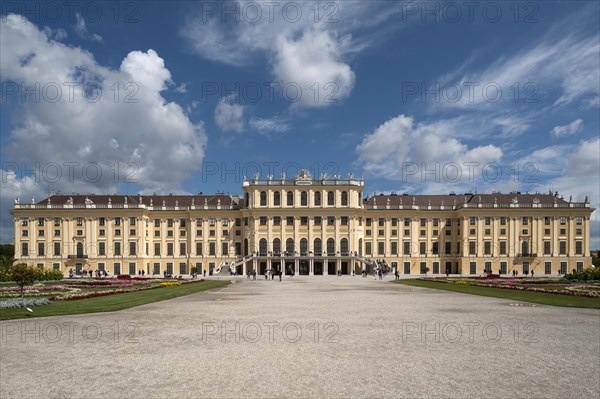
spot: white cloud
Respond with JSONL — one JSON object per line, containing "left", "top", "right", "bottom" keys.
{"left": 180, "top": 1, "right": 400, "bottom": 108}
{"left": 249, "top": 117, "right": 290, "bottom": 135}
{"left": 175, "top": 83, "right": 187, "bottom": 93}
{"left": 438, "top": 10, "right": 599, "bottom": 110}
{"left": 356, "top": 114, "right": 503, "bottom": 184}
{"left": 215, "top": 95, "right": 245, "bottom": 133}
{"left": 551, "top": 119, "right": 584, "bottom": 137}
{"left": 273, "top": 27, "right": 355, "bottom": 108}
{"left": 529, "top": 138, "right": 600, "bottom": 248}
{"left": 0, "top": 14, "right": 207, "bottom": 214}
{"left": 74, "top": 12, "right": 103, "bottom": 42}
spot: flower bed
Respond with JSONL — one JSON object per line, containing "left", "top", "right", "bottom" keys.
{"left": 419, "top": 277, "right": 600, "bottom": 298}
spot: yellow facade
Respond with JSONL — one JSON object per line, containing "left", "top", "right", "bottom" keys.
{"left": 10, "top": 172, "right": 595, "bottom": 277}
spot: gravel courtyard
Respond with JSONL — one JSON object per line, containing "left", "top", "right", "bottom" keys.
{"left": 1, "top": 276, "right": 599, "bottom": 398}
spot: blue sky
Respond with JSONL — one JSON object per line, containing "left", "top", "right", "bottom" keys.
{"left": 1, "top": 0, "right": 599, "bottom": 246}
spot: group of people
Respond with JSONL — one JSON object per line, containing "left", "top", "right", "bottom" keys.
{"left": 68, "top": 269, "right": 107, "bottom": 278}
{"left": 511, "top": 269, "right": 534, "bottom": 277}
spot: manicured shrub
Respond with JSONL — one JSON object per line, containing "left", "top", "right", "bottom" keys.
{"left": 0, "top": 298, "right": 51, "bottom": 309}
{"left": 564, "top": 267, "right": 600, "bottom": 281}
{"left": 117, "top": 274, "right": 131, "bottom": 279}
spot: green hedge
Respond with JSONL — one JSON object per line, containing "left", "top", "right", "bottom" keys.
{"left": 564, "top": 267, "right": 600, "bottom": 281}
{"left": 0, "top": 266, "right": 64, "bottom": 282}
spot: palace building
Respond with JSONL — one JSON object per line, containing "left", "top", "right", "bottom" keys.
{"left": 10, "top": 171, "right": 595, "bottom": 277}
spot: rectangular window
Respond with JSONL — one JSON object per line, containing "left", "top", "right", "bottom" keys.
{"left": 209, "top": 243, "right": 216, "bottom": 256}
{"left": 576, "top": 216, "right": 582, "bottom": 225}
{"left": 38, "top": 230, "right": 44, "bottom": 236}
{"left": 391, "top": 229, "right": 397, "bottom": 236}
{"left": 54, "top": 218, "right": 60, "bottom": 226}
{"left": 485, "top": 217, "right": 491, "bottom": 226}
{"left": 378, "top": 229, "right": 384, "bottom": 236}
{"left": 544, "top": 217, "right": 551, "bottom": 225}
{"left": 470, "top": 262, "right": 477, "bottom": 275}
{"left": 22, "top": 242, "right": 28, "bottom": 257}
{"left": 154, "top": 243, "right": 161, "bottom": 256}
{"left": 130, "top": 217, "right": 136, "bottom": 226}
{"left": 445, "top": 218, "right": 452, "bottom": 227}
{"left": 21, "top": 219, "right": 28, "bottom": 226}
{"left": 500, "top": 261, "right": 507, "bottom": 275}
{"left": 484, "top": 242, "right": 491, "bottom": 255}
{"left": 560, "top": 262, "right": 567, "bottom": 274}
{"left": 576, "top": 262, "right": 583, "bottom": 271}
{"left": 500, "top": 217, "right": 506, "bottom": 226}
{"left": 404, "top": 218, "right": 410, "bottom": 227}
{"left": 301, "top": 217, "right": 308, "bottom": 226}
{"left": 53, "top": 263, "right": 60, "bottom": 270}
{"left": 327, "top": 216, "right": 335, "bottom": 226}
{"left": 130, "top": 229, "right": 136, "bottom": 236}
{"left": 196, "top": 242, "right": 202, "bottom": 256}
{"left": 575, "top": 241, "right": 583, "bottom": 255}
{"left": 391, "top": 218, "right": 398, "bottom": 226}
{"left": 115, "top": 229, "right": 121, "bottom": 236}
{"left": 99, "top": 242, "right": 105, "bottom": 256}
{"left": 404, "top": 229, "right": 410, "bottom": 236}
{"left": 286, "top": 216, "right": 294, "bottom": 226}
{"left": 420, "top": 262, "right": 427, "bottom": 274}
{"left": 545, "top": 262, "right": 552, "bottom": 275}
{"left": 404, "top": 262, "right": 411, "bottom": 274}
{"left": 469, "top": 241, "right": 476, "bottom": 255}
{"left": 129, "top": 242, "right": 136, "bottom": 256}
{"left": 155, "top": 231, "right": 160, "bottom": 237}
{"left": 500, "top": 229, "right": 506, "bottom": 235}
{"left": 420, "top": 218, "right": 427, "bottom": 227}
{"left": 38, "top": 218, "right": 44, "bottom": 226}
{"left": 222, "top": 218, "right": 228, "bottom": 226}
{"left": 559, "top": 241, "right": 567, "bottom": 255}
{"left": 445, "top": 242, "right": 452, "bottom": 255}
{"left": 180, "top": 242, "right": 186, "bottom": 256}
{"left": 432, "top": 242, "right": 439, "bottom": 255}
{"left": 274, "top": 216, "right": 281, "bottom": 226}
{"left": 378, "top": 242, "right": 385, "bottom": 255}
{"left": 314, "top": 216, "right": 322, "bottom": 226}
{"left": 114, "top": 263, "right": 121, "bottom": 275}
{"left": 99, "top": 217, "right": 105, "bottom": 226}
{"left": 168, "top": 219, "right": 174, "bottom": 227}
{"left": 167, "top": 243, "right": 173, "bottom": 256}
{"left": 114, "top": 242, "right": 121, "bottom": 256}
{"left": 38, "top": 242, "right": 45, "bottom": 256}
{"left": 470, "top": 217, "right": 476, "bottom": 226}
{"left": 341, "top": 216, "right": 348, "bottom": 226}
{"left": 378, "top": 218, "right": 385, "bottom": 227}
{"left": 433, "top": 262, "right": 439, "bottom": 274}
{"left": 155, "top": 219, "right": 161, "bottom": 227}
{"left": 196, "top": 230, "right": 202, "bottom": 236}
{"left": 500, "top": 241, "right": 507, "bottom": 255}
{"left": 260, "top": 217, "right": 267, "bottom": 226}
{"left": 179, "top": 262, "right": 187, "bottom": 275}
{"left": 391, "top": 242, "right": 398, "bottom": 255}
{"left": 222, "top": 242, "right": 228, "bottom": 256}
{"left": 129, "top": 262, "right": 136, "bottom": 275}
{"left": 22, "top": 230, "right": 28, "bottom": 237}
{"left": 366, "top": 218, "right": 372, "bottom": 227}
{"left": 544, "top": 241, "right": 551, "bottom": 255}
{"left": 560, "top": 217, "right": 566, "bottom": 225}
{"left": 54, "top": 242, "right": 61, "bottom": 256}
{"left": 469, "top": 229, "right": 476, "bottom": 235}
{"left": 403, "top": 241, "right": 411, "bottom": 255}
{"left": 522, "top": 216, "right": 529, "bottom": 225}
{"left": 433, "top": 218, "right": 439, "bottom": 227}
{"left": 419, "top": 242, "right": 426, "bottom": 255}
{"left": 484, "top": 229, "right": 490, "bottom": 235}
{"left": 365, "top": 242, "right": 372, "bottom": 255}
{"left": 99, "top": 229, "right": 105, "bottom": 236}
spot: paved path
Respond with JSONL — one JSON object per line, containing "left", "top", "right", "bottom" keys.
{"left": 1, "top": 276, "right": 598, "bottom": 398}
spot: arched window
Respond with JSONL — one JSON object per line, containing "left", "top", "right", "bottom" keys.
{"left": 301, "top": 191, "right": 307, "bottom": 206}
{"left": 522, "top": 241, "right": 529, "bottom": 256}
{"left": 340, "top": 238, "right": 349, "bottom": 255}
{"left": 260, "top": 191, "right": 267, "bottom": 206}
{"left": 327, "top": 238, "right": 335, "bottom": 255}
{"left": 341, "top": 191, "right": 348, "bottom": 206}
{"left": 327, "top": 191, "right": 335, "bottom": 206}
{"left": 76, "top": 242, "right": 84, "bottom": 257}
{"left": 259, "top": 239, "right": 268, "bottom": 256}
{"left": 287, "top": 191, "right": 294, "bottom": 206}
{"left": 273, "top": 238, "right": 281, "bottom": 255}
{"left": 314, "top": 191, "right": 321, "bottom": 206}
{"left": 274, "top": 191, "right": 281, "bottom": 206}
{"left": 286, "top": 238, "right": 295, "bottom": 254}
{"left": 314, "top": 238, "right": 322, "bottom": 255}
{"left": 300, "top": 238, "right": 308, "bottom": 255}
{"left": 358, "top": 238, "right": 363, "bottom": 256}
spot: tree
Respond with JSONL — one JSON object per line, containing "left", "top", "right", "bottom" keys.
{"left": 12, "top": 264, "right": 38, "bottom": 298}
{"left": 424, "top": 267, "right": 430, "bottom": 277}
{"left": 0, "top": 255, "right": 15, "bottom": 269}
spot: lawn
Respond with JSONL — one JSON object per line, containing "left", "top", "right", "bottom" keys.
{"left": 0, "top": 280, "right": 230, "bottom": 320}
{"left": 394, "top": 279, "right": 600, "bottom": 309}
